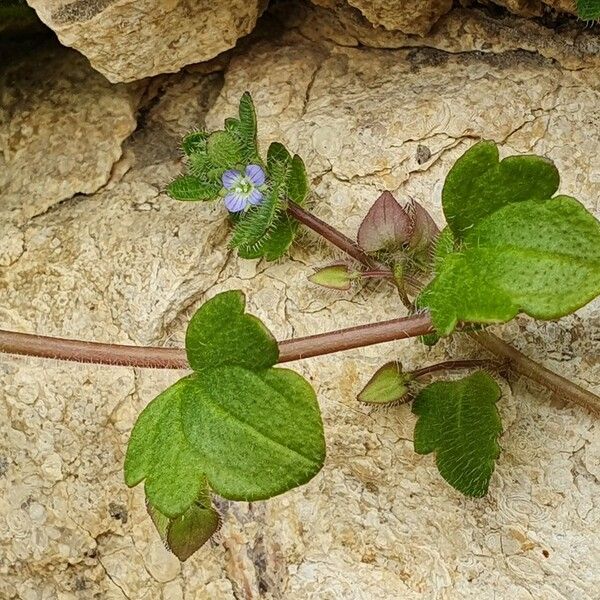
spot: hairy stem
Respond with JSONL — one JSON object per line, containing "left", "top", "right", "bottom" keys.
{"left": 0, "top": 313, "right": 434, "bottom": 369}
{"left": 286, "top": 200, "right": 600, "bottom": 414}
{"left": 411, "top": 359, "right": 504, "bottom": 380}
{"left": 287, "top": 201, "right": 380, "bottom": 269}
{"left": 471, "top": 331, "right": 600, "bottom": 416}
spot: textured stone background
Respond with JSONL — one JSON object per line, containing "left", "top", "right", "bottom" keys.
{"left": 1, "top": 2, "right": 599, "bottom": 598}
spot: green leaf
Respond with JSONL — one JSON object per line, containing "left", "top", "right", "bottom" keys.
{"left": 288, "top": 154, "right": 309, "bottom": 205}
{"left": 124, "top": 377, "right": 206, "bottom": 517}
{"left": 185, "top": 290, "right": 278, "bottom": 373}
{"left": 147, "top": 487, "right": 220, "bottom": 561}
{"left": 420, "top": 195, "right": 600, "bottom": 336}
{"left": 207, "top": 130, "right": 242, "bottom": 169}
{"left": 126, "top": 290, "right": 325, "bottom": 522}
{"left": 413, "top": 371, "right": 502, "bottom": 497}
{"left": 237, "top": 92, "right": 260, "bottom": 164}
{"left": 182, "top": 131, "right": 209, "bottom": 156}
{"left": 357, "top": 361, "right": 411, "bottom": 405}
{"left": 237, "top": 215, "right": 298, "bottom": 261}
{"left": 432, "top": 227, "right": 455, "bottom": 272}
{"left": 267, "top": 141, "right": 292, "bottom": 168}
{"left": 230, "top": 142, "right": 291, "bottom": 251}
{"left": 181, "top": 366, "right": 325, "bottom": 500}
{"left": 167, "top": 176, "right": 219, "bottom": 201}
{"left": 126, "top": 367, "right": 325, "bottom": 510}
{"left": 577, "top": 0, "right": 600, "bottom": 19}
{"left": 443, "top": 141, "right": 559, "bottom": 238}
{"left": 309, "top": 263, "right": 352, "bottom": 290}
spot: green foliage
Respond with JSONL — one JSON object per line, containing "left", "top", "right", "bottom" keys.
{"left": 357, "top": 361, "right": 411, "bottom": 405}
{"left": 167, "top": 175, "right": 220, "bottom": 201}
{"left": 146, "top": 485, "right": 220, "bottom": 561}
{"left": 181, "top": 131, "right": 209, "bottom": 156}
{"left": 207, "top": 130, "right": 243, "bottom": 169}
{"left": 125, "top": 291, "right": 325, "bottom": 523}
{"left": 168, "top": 95, "right": 261, "bottom": 203}
{"left": 169, "top": 93, "right": 310, "bottom": 260}
{"left": 308, "top": 264, "right": 353, "bottom": 290}
{"left": 223, "top": 92, "right": 261, "bottom": 165}
{"left": 442, "top": 141, "right": 559, "bottom": 238}
{"left": 185, "top": 289, "right": 278, "bottom": 373}
{"left": 577, "top": 0, "right": 600, "bottom": 19}
{"left": 413, "top": 371, "right": 502, "bottom": 497}
{"left": 232, "top": 142, "right": 310, "bottom": 260}
{"left": 420, "top": 195, "right": 600, "bottom": 335}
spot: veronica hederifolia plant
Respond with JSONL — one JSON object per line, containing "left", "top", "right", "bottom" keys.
{"left": 160, "top": 94, "right": 600, "bottom": 509}
{"left": 1, "top": 93, "right": 599, "bottom": 561}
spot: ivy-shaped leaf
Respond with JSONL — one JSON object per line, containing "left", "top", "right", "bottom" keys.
{"left": 420, "top": 195, "right": 600, "bottom": 336}
{"left": 443, "top": 141, "right": 559, "bottom": 238}
{"left": 413, "top": 371, "right": 502, "bottom": 497}
{"left": 185, "top": 289, "right": 278, "bottom": 373}
{"left": 125, "top": 291, "right": 325, "bottom": 520}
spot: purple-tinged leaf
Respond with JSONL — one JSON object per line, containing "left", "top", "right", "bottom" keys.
{"left": 407, "top": 200, "right": 440, "bottom": 252}
{"left": 357, "top": 191, "right": 413, "bottom": 253}
{"left": 308, "top": 263, "right": 353, "bottom": 290}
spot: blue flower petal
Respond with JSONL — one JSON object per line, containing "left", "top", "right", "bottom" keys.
{"left": 224, "top": 192, "right": 247, "bottom": 213}
{"left": 222, "top": 169, "right": 242, "bottom": 190}
{"left": 247, "top": 188, "right": 263, "bottom": 206}
{"left": 245, "top": 164, "right": 266, "bottom": 187}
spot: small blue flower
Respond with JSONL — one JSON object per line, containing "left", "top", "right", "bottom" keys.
{"left": 222, "top": 164, "right": 266, "bottom": 213}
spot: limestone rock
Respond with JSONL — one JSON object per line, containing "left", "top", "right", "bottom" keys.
{"left": 1, "top": 3, "right": 600, "bottom": 598}
{"left": 312, "top": 0, "right": 453, "bottom": 34}
{"left": 25, "top": 0, "right": 267, "bottom": 83}
{"left": 0, "top": 43, "right": 141, "bottom": 225}
{"left": 492, "top": 0, "right": 577, "bottom": 17}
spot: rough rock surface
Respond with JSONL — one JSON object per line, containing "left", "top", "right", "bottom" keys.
{"left": 312, "top": 0, "right": 454, "bottom": 35}
{"left": 25, "top": 0, "right": 267, "bottom": 83}
{"left": 1, "top": 2, "right": 600, "bottom": 598}
{"left": 0, "top": 43, "right": 142, "bottom": 226}
{"left": 313, "top": 0, "right": 579, "bottom": 36}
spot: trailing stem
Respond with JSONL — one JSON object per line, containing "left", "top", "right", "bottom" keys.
{"left": 0, "top": 314, "right": 434, "bottom": 369}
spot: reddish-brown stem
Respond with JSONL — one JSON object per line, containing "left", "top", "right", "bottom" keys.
{"left": 0, "top": 314, "right": 434, "bottom": 369}
{"left": 471, "top": 331, "right": 600, "bottom": 416}
{"left": 287, "top": 201, "right": 380, "bottom": 269}
{"left": 410, "top": 359, "right": 503, "bottom": 380}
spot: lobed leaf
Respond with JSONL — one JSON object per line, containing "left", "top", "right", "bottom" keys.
{"left": 125, "top": 367, "right": 325, "bottom": 512}
{"left": 125, "top": 290, "right": 326, "bottom": 521}
{"left": 442, "top": 141, "right": 559, "bottom": 238}
{"left": 413, "top": 371, "right": 502, "bottom": 497}
{"left": 185, "top": 290, "right": 278, "bottom": 373}
{"left": 420, "top": 196, "right": 600, "bottom": 336}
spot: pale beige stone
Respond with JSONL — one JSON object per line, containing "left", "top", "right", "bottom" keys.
{"left": 313, "top": 0, "right": 453, "bottom": 34}
{"left": 0, "top": 43, "right": 141, "bottom": 225}
{"left": 1, "top": 3, "right": 599, "bottom": 598}
{"left": 25, "top": 0, "right": 267, "bottom": 83}
{"left": 493, "top": 0, "right": 577, "bottom": 16}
